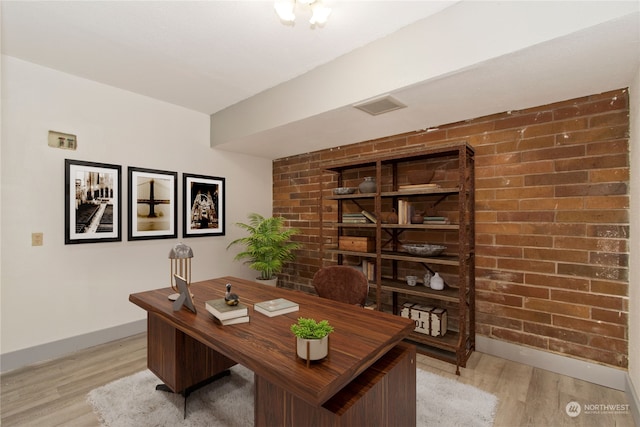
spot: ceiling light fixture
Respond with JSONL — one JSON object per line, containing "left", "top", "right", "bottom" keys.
{"left": 274, "top": 0, "right": 332, "bottom": 26}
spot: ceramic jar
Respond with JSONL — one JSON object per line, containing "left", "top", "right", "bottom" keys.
{"left": 406, "top": 275, "right": 418, "bottom": 286}
{"left": 381, "top": 209, "right": 398, "bottom": 224}
{"left": 430, "top": 272, "right": 444, "bottom": 290}
{"left": 359, "top": 177, "right": 377, "bottom": 193}
{"left": 423, "top": 271, "right": 433, "bottom": 287}
{"left": 296, "top": 336, "right": 329, "bottom": 360}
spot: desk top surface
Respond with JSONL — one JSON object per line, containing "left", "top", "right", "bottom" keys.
{"left": 129, "top": 276, "right": 414, "bottom": 405}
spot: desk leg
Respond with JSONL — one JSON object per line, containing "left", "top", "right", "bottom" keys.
{"left": 156, "top": 370, "right": 231, "bottom": 419}
{"left": 254, "top": 342, "right": 416, "bottom": 427}
{"left": 147, "top": 312, "right": 236, "bottom": 393}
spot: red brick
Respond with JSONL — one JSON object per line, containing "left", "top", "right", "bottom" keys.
{"left": 521, "top": 144, "right": 585, "bottom": 162}
{"left": 587, "top": 139, "right": 628, "bottom": 156}
{"left": 557, "top": 263, "right": 628, "bottom": 281}
{"left": 523, "top": 322, "right": 589, "bottom": 345}
{"left": 589, "top": 168, "right": 629, "bottom": 183}
{"left": 492, "top": 282, "right": 549, "bottom": 299}
{"left": 524, "top": 298, "right": 590, "bottom": 318}
{"left": 550, "top": 289, "right": 623, "bottom": 310}
{"left": 476, "top": 312, "right": 523, "bottom": 330}
{"left": 590, "top": 280, "right": 628, "bottom": 296}
{"left": 477, "top": 290, "right": 523, "bottom": 307}
{"left": 524, "top": 247, "right": 588, "bottom": 263}
{"left": 592, "top": 308, "right": 628, "bottom": 325}
{"left": 553, "top": 315, "right": 626, "bottom": 339}
{"left": 496, "top": 234, "right": 553, "bottom": 248}
{"left": 555, "top": 210, "right": 628, "bottom": 224}
{"left": 525, "top": 273, "right": 589, "bottom": 291}
{"left": 494, "top": 111, "right": 554, "bottom": 130}
{"left": 497, "top": 258, "right": 556, "bottom": 274}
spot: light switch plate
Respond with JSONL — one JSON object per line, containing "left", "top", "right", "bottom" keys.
{"left": 32, "top": 232, "right": 43, "bottom": 246}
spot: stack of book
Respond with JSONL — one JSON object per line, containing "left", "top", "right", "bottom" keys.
{"left": 205, "top": 298, "right": 249, "bottom": 325}
{"left": 423, "top": 216, "right": 450, "bottom": 225}
{"left": 342, "top": 212, "right": 367, "bottom": 223}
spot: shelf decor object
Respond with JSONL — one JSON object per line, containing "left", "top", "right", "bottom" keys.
{"left": 319, "top": 141, "right": 475, "bottom": 374}
{"left": 168, "top": 242, "right": 193, "bottom": 301}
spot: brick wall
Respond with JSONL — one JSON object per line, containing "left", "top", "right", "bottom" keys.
{"left": 273, "top": 88, "right": 629, "bottom": 368}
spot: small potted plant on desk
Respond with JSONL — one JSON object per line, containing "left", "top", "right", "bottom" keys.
{"left": 291, "top": 317, "right": 334, "bottom": 367}
{"left": 227, "top": 213, "right": 301, "bottom": 287}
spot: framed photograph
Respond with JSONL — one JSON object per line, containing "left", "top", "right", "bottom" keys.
{"left": 183, "top": 173, "right": 225, "bottom": 237}
{"left": 128, "top": 167, "right": 178, "bottom": 241}
{"left": 65, "top": 159, "right": 122, "bottom": 244}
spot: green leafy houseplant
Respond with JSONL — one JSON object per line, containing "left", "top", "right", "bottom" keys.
{"left": 290, "top": 318, "right": 334, "bottom": 339}
{"left": 227, "top": 213, "right": 301, "bottom": 280}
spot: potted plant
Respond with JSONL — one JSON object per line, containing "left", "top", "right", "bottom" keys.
{"left": 227, "top": 213, "right": 301, "bottom": 286}
{"left": 290, "top": 317, "right": 334, "bottom": 361}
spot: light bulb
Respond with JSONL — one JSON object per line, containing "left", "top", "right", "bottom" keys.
{"left": 274, "top": 0, "right": 296, "bottom": 22}
{"left": 310, "top": 3, "right": 331, "bottom": 25}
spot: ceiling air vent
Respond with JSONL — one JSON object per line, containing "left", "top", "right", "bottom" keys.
{"left": 353, "top": 95, "right": 407, "bottom": 116}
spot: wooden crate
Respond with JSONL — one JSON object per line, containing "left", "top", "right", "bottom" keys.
{"left": 400, "top": 302, "right": 448, "bottom": 337}
{"left": 339, "top": 236, "right": 375, "bottom": 252}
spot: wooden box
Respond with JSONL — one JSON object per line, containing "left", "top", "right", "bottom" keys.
{"left": 339, "top": 236, "right": 375, "bottom": 252}
{"left": 400, "top": 302, "right": 448, "bottom": 337}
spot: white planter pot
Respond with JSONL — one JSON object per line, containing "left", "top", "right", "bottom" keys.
{"left": 296, "top": 336, "right": 329, "bottom": 361}
{"left": 255, "top": 277, "right": 278, "bottom": 287}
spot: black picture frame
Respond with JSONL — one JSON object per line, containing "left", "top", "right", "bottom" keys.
{"left": 127, "top": 167, "right": 178, "bottom": 241}
{"left": 65, "top": 159, "right": 122, "bottom": 244}
{"left": 183, "top": 173, "right": 225, "bottom": 237}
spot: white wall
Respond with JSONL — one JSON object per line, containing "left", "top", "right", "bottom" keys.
{"left": 629, "top": 68, "right": 640, "bottom": 415}
{"left": 0, "top": 56, "right": 272, "bottom": 362}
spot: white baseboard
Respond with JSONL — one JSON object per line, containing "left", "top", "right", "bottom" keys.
{"left": 476, "top": 335, "right": 627, "bottom": 391}
{"left": 0, "top": 319, "right": 147, "bottom": 374}
{"left": 626, "top": 374, "right": 640, "bottom": 426}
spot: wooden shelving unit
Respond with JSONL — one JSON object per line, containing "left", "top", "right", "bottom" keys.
{"left": 319, "top": 141, "right": 475, "bottom": 374}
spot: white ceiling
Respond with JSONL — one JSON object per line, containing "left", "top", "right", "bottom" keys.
{"left": 2, "top": 1, "right": 640, "bottom": 159}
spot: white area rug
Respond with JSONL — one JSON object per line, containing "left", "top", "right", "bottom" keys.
{"left": 87, "top": 365, "right": 497, "bottom": 427}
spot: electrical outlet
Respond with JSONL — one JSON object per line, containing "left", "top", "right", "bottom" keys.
{"left": 32, "top": 232, "right": 43, "bottom": 246}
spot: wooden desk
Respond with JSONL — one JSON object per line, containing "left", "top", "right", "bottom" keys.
{"left": 130, "top": 276, "right": 416, "bottom": 426}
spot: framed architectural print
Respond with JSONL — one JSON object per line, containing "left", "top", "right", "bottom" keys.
{"left": 128, "top": 167, "right": 178, "bottom": 241}
{"left": 183, "top": 173, "right": 225, "bottom": 237}
{"left": 65, "top": 159, "right": 122, "bottom": 244}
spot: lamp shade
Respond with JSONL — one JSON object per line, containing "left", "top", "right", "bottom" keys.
{"left": 169, "top": 242, "right": 193, "bottom": 259}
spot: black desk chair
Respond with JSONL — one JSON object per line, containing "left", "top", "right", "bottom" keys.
{"left": 312, "top": 265, "right": 369, "bottom": 307}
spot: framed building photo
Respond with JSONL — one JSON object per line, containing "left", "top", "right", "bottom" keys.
{"left": 128, "top": 167, "right": 178, "bottom": 241}
{"left": 65, "top": 159, "right": 122, "bottom": 244}
{"left": 183, "top": 173, "right": 225, "bottom": 237}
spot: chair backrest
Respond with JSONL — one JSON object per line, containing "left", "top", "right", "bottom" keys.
{"left": 312, "top": 266, "right": 369, "bottom": 307}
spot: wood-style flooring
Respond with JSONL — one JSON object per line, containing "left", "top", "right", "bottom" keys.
{"left": 1, "top": 333, "right": 636, "bottom": 426}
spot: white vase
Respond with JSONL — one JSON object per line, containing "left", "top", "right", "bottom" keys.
{"left": 430, "top": 272, "right": 444, "bottom": 290}
{"left": 296, "top": 336, "right": 329, "bottom": 360}
{"left": 256, "top": 277, "right": 278, "bottom": 287}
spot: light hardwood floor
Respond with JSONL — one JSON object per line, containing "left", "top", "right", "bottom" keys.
{"left": 1, "top": 333, "right": 636, "bottom": 426}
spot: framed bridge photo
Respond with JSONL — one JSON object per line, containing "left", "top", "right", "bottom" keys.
{"left": 127, "top": 167, "right": 178, "bottom": 241}
{"left": 65, "top": 159, "right": 122, "bottom": 244}
{"left": 183, "top": 173, "right": 225, "bottom": 237}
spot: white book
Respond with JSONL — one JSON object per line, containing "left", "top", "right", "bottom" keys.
{"left": 254, "top": 298, "right": 299, "bottom": 317}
